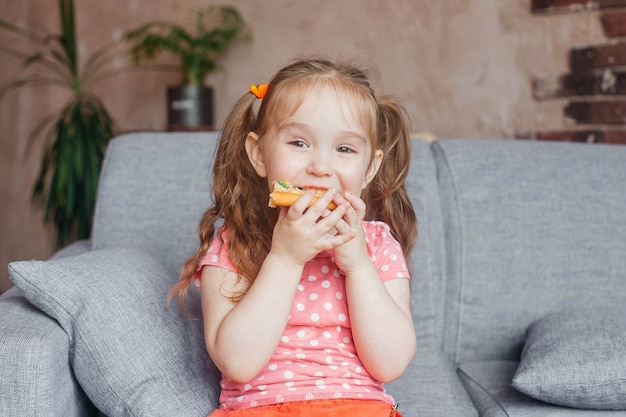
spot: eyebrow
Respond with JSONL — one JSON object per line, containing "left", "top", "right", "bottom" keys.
{"left": 280, "top": 122, "right": 368, "bottom": 143}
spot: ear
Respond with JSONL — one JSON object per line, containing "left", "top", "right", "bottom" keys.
{"left": 363, "top": 149, "right": 383, "bottom": 189}
{"left": 245, "top": 131, "right": 267, "bottom": 178}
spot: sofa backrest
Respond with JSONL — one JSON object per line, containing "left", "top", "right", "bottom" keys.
{"left": 96, "top": 133, "right": 626, "bottom": 364}
{"left": 434, "top": 139, "right": 626, "bottom": 364}
{"left": 92, "top": 132, "right": 219, "bottom": 271}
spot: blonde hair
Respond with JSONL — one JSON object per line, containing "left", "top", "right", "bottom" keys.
{"left": 170, "top": 56, "right": 417, "bottom": 310}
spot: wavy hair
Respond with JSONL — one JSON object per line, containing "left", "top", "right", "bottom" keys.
{"left": 170, "top": 56, "right": 417, "bottom": 311}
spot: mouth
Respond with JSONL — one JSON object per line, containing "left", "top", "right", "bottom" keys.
{"left": 271, "top": 180, "right": 336, "bottom": 194}
{"left": 300, "top": 185, "right": 329, "bottom": 191}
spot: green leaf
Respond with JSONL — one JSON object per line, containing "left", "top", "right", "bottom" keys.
{"left": 123, "top": 4, "right": 249, "bottom": 84}
{"left": 59, "top": 0, "right": 77, "bottom": 73}
{"left": 2, "top": 0, "right": 122, "bottom": 247}
{"left": 0, "top": 19, "right": 45, "bottom": 42}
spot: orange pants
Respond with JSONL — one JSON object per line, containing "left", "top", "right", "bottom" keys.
{"left": 208, "top": 399, "right": 402, "bottom": 417}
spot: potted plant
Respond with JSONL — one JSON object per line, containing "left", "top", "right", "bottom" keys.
{"left": 0, "top": 0, "right": 117, "bottom": 248}
{"left": 124, "top": 5, "right": 250, "bottom": 130}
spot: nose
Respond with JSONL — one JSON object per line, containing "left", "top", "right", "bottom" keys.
{"left": 306, "top": 151, "right": 333, "bottom": 177}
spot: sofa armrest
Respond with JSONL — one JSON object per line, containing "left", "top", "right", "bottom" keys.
{"left": 0, "top": 289, "right": 96, "bottom": 416}
{"left": 386, "top": 347, "right": 478, "bottom": 417}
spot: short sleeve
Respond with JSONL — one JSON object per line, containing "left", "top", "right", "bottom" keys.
{"left": 194, "top": 227, "right": 236, "bottom": 288}
{"left": 364, "top": 221, "right": 409, "bottom": 282}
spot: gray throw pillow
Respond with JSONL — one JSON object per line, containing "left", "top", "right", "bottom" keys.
{"left": 512, "top": 307, "right": 626, "bottom": 410}
{"left": 9, "top": 249, "right": 220, "bottom": 417}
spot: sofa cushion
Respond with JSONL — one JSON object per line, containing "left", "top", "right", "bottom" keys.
{"left": 434, "top": 139, "right": 626, "bottom": 363}
{"left": 386, "top": 346, "right": 477, "bottom": 417}
{"left": 457, "top": 361, "right": 626, "bottom": 417}
{"left": 91, "top": 132, "right": 218, "bottom": 274}
{"left": 512, "top": 307, "right": 626, "bottom": 410}
{"left": 8, "top": 249, "right": 220, "bottom": 417}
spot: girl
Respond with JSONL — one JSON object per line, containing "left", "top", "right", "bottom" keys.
{"left": 171, "top": 57, "right": 418, "bottom": 416}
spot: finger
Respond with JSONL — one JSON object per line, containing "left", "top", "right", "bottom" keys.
{"left": 304, "top": 189, "right": 337, "bottom": 218}
{"left": 333, "top": 217, "right": 355, "bottom": 236}
{"left": 316, "top": 201, "right": 350, "bottom": 231}
{"left": 343, "top": 191, "right": 366, "bottom": 219}
{"left": 288, "top": 190, "right": 317, "bottom": 216}
{"left": 332, "top": 227, "right": 356, "bottom": 244}
{"left": 317, "top": 229, "right": 356, "bottom": 251}
{"left": 317, "top": 188, "right": 338, "bottom": 210}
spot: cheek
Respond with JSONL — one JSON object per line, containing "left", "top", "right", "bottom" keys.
{"left": 262, "top": 152, "right": 299, "bottom": 181}
{"left": 339, "top": 168, "right": 370, "bottom": 195}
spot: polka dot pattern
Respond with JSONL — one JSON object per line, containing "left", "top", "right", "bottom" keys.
{"left": 198, "top": 221, "right": 407, "bottom": 411}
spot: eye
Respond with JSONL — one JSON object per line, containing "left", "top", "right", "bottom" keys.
{"left": 337, "top": 145, "right": 356, "bottom": 153}
{"left": 289, "top": 139, "right": 308, "bottom": 148}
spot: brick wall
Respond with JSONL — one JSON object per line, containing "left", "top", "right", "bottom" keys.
{"left": 529, "top": 0, "right": 626, "bottom": 144}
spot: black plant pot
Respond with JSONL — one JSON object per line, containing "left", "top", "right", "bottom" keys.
{"left": 167, "top": 85, "right": 214, "bottom": 131}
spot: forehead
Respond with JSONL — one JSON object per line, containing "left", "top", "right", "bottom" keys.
{"left": 286, "top": 87, "right": 363, "bottom": 129}
{"left": 262, "top": 81, "right": 377, "bottom": 140}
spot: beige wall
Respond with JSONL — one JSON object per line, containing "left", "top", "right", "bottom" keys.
{"left": 0, "top": 0, "right": 606, "bottom": 293}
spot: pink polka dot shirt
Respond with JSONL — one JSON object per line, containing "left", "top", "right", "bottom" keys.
{"left": 196, "top": 221, "right": 409, "bottom": 411}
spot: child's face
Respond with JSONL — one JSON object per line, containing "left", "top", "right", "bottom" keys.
{"left": 246, "top": 85, "right": 382, "bottom": 198}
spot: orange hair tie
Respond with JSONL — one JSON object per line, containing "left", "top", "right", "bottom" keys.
{"left": 250, "top": 84, "right": 268, "bottom": 99}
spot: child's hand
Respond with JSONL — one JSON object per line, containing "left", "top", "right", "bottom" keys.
{"left": 269, "top": 188, "right": 355, "bottom": 269}
{"left": 330, "top": 191, "right": 372, "bottom": 275}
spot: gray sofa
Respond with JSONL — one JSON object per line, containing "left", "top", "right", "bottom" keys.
{"left": 1, "top": 132, "right": 625, "bottom": 416}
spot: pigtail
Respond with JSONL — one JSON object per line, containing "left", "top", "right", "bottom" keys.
{"left": 365, "top": 96, "right": 417, "bottom": 261}
{"left": 169, "top": 92, "right": 274, "bottom": 312}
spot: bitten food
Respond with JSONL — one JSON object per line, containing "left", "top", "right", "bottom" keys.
{"left": 268, "top": 180, "right": 337, "bottom": 209}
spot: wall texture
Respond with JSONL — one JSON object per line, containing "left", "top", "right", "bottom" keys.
{"left": 0, "top": 0, "right": 607, "bottom": 292}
